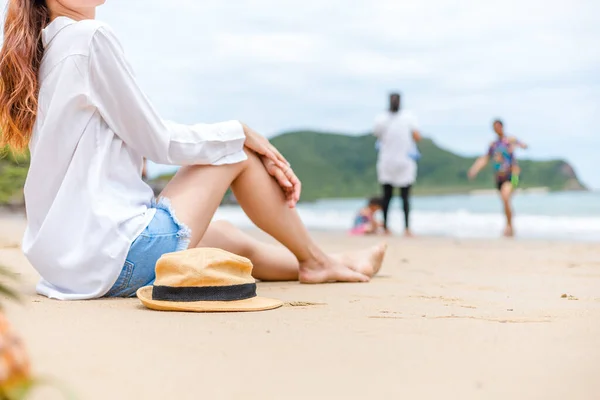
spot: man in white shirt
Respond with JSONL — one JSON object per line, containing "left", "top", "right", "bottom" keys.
{"left": 373, "top": 93, "right": 422, "bottom": 236}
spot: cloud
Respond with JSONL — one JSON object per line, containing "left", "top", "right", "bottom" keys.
{"left": 105, "top": 0, "right": 600, "bottom": 188}
{"left": 1, "top": 0, "right": 598, "bottom": 187}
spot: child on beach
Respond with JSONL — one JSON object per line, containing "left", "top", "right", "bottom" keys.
{"left": 350, "top": 198, "right": 384, "bottom": 235}
{"left": 0, "top": 0, "right": 386, "bottom": 300}
{"left": 468, "top": 119, "right": 528, "bottom": 237}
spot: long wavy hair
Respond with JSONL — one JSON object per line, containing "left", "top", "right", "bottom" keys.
{"left": 0, "top": 0, "right": 50, "bottom": 151}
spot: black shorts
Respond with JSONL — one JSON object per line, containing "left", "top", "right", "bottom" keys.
{"left": 496, "top": 175, "right": 512, "bottom": 191}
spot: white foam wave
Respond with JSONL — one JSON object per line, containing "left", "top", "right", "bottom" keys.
{"left": 213, "top": 206, "right": 600, "bottom": 241}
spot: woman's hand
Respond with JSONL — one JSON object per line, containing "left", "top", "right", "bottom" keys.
{"left": 240, "top": 123, "right": 299, "bottom": 206}
{"left": 261, "top": 156, "right": 301, "bottom": 208}
{"left": 242, "top": 123, "right": 289, "bottom": 168}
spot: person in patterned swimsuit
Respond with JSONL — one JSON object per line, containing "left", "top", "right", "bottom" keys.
{"left": 468, "top": 119, "right": 528, "bottom": 237}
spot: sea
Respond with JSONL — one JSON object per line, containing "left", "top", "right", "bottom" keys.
{"left": 213, "top": 191, "right": 600, "bottom": 242}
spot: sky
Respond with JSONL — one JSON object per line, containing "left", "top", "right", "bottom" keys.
{"left": 4, "top": 0, "right": 600, "bottom": 187}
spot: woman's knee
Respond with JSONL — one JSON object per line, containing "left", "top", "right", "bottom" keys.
{"left": 222, "top": 149, "right": 262, "bottom": 177}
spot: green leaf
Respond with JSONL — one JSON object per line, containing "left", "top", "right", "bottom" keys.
{"left": 0, "top": 265, "right": 18, "bottom": 279}
{"left": 4, "top": 376, "right": 77, "bottom": 400}
{"left": 0, "top": 265, "right": 20, "bottom": 303}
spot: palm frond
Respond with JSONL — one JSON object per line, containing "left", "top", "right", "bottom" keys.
{"left": 5, "top": 377, "right": 77, "bottom": 400}
{"left": 0, "top": 284, "right": 20, "bottom": 302}
{"left": 0, "top": 265, "right": 20, "bottom": 303}
{"left": 0, "top": 265, "right": 18, "bottom": 278}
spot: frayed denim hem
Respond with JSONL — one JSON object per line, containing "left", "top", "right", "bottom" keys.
{"left": 152, "top": 197, "right": 192, "bottom": 251}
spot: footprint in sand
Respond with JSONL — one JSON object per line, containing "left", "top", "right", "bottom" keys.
{"left": 284, "top": 301, "right": 326, "bottom": 307}
{"left": 429, "top": 315, "right": 552, "bottom": 324}
{"left": 369, "top": 310, "right": 405, "bottom": 319}
{"left": 561, "top": 294, "right": 579, "bottom": 300}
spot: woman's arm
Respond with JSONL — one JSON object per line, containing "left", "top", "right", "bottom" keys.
{"left": 88, "top": 26, "right": 247, "bottom": 166}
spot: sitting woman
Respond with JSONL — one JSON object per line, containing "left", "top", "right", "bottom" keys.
{"left": 350, "top": 198, "right": 384, "bottom": 236}
{"left": 0, "top": 0, "right": 386, "bottom": 300}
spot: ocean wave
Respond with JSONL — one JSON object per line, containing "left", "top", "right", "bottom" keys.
{"left": 213, "top": 206, "right": 600, "bottom": 241}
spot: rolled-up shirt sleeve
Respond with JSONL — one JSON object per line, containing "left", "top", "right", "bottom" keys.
{"left": 87, "top": 26, "right": 246, "bottom": 166}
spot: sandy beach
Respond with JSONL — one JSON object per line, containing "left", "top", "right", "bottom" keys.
{"left": 2, "top": 215, "right": 599, "bottom": 400}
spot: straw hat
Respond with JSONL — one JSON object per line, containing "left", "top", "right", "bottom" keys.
{"left": 136, "top": 248, "right": 283, "bottom": 312}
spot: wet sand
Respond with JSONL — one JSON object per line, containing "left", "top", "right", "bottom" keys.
{"left": 2, "top": 216, "right": 600, "bottom": 399}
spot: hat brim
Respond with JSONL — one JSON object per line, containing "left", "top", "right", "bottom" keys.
{"left": 136, "top": 286, "right": 283, "bottom": 313}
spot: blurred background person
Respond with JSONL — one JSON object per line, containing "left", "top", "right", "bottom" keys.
{"left": 373, "top": 92, "right": 422, "bottom": 237}
{"left": 468, "top": 119, "right": 528, "bottom": 237}
{"left": 141, "top": 158, "right": 148, "bottom": 181}
{"left": 349, "top": 197, "right": 384, "bottom": 236}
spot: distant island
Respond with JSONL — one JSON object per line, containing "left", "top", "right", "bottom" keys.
{"left": 0, "top": 131, "right": 586, "bottom": 207}
{"left": 266, "top": 131, "right": 585, "bottom": 201}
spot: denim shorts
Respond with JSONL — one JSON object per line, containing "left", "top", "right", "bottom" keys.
{"left": 104, "top": 198, "right": 191, "bottom": 298}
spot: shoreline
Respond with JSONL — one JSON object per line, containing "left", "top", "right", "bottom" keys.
{"left": 1, "top": 213, "right": 598, "bottom": 245}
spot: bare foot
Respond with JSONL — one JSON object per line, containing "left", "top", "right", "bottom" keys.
{"left": 333, "top": 243, "right": 388, "bottom": 278}
{"left": 404, "top": 229, "right": 414, "bottom": 238}
{"left": 503, "top": 226, "right": 514, "bottom": 237}
{"left": 299, "top": 255, "right": 370, "bottom": 284}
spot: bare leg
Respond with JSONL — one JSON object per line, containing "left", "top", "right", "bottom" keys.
{"left": 200, "top": 220, "right": 387, "bottom": 281}
{"left": 381, "top": 184, "right": 393, "bottom": 234}
{"left": 400, "top": 185, "right": 413, "bottom": 237}
{"left": 160, "top": 150, "right": 383, "bottom": 283}
{"left": 203, "top": 221, "right": 387, "bottom": 281}
{"left": 500, "top": 182, "right": 514, "bottom": 237}
{"left": 199, "top": 220, "right": 299, "bottom": 281}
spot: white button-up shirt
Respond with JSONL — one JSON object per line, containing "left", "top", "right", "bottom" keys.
{"left": 23, "top": 17, "right": 247, "bottom": 300}
{"left": 374, "top": 111, "right": 419, "bottom": 187}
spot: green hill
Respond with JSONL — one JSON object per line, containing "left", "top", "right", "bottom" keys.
{"left": 0, "top": 148, "right": 29, "bottom": 207}
{"left": 268, "top": 131, "right": 585, "bottom": 201}
{"left": 0, "top": 131, "right": 585, "bottom": 206}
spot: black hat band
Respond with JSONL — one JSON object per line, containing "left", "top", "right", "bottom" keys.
{"left": 152, "top": 283, "right": 257, "bottom": 302}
